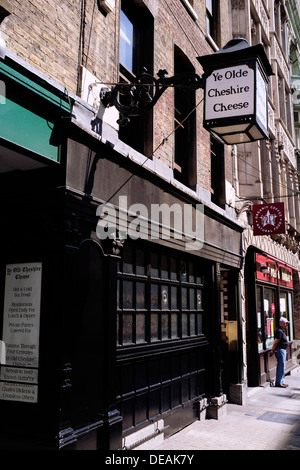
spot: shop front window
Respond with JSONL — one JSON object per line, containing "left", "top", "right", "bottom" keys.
{"left": 256, "top": 286, "right": 276, "bottom": 351}
{"left": 279, "top": 291, "right": 293, "bottom": 341}
{"left": 117, "top": 243, "right": 204, "bottom": 346}
{"left": 257, "top": 287, "right": 263, "bottom": 351}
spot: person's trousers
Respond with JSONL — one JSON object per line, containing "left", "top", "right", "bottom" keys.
{"left": 275, "top": 348, "right": 287, "bottom": 386}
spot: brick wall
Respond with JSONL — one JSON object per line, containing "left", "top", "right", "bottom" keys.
{"left": 0, "top": 0, "right": 233, "bottom": 195}
{"left": 1, "top": 0, "right": 81, "bottom": 93}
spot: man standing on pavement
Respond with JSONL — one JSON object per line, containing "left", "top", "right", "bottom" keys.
{"left": 270, "top": 317, "right": 289, "bottom": 388}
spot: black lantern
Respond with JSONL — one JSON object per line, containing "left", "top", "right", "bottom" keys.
{"left": 198, "top": 38, "right": 273, "bottom": 144}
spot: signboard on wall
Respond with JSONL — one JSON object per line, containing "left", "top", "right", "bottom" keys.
{"left": 204, "top": 64, "right": 255, "bottom": 121}
{"left": 253, "top": 202, "right": 285, "bottom": 236}
{"left": 0, "top": 263, "right": 42, "bottom": 403}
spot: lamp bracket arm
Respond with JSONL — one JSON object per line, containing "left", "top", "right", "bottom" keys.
{"left": 100, "top": 69, "right": 203, "bottom": 126}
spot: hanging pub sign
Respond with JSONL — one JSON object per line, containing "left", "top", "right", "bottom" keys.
{"left": 198, "top": 38, "right": 273, "bottom": 145}
{"left": 253, "top": 202, "right": 286, "bottom": 236}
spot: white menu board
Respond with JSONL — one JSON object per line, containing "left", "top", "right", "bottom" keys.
{"left": 0, "top": 262, "right": 42, "bottom": 403}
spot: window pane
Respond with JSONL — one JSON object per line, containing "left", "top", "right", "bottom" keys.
{"left": 120, "top": 10, "right": 134, "bottom": 71}
{"left": 264, "top": 288, "right": 275, "bottom": 349}
{"left": 288, "top": 292, "right": 293, "bottom": 341}
{"left": 206, "top": 0, "right": 213, "bottom": 14}
{"left": 196, "top": 290, "right": 202, "bottom": 310}
{"left": 136, "top": 282, "right": 145, "bottom": 309}
{"left": 197, "top": 313, "right": 202, "bottom": 335}
{"left": 117, "top": 279, "right": 120, "bottom": 308}
{"left": 117, "top": 313, "right": 120, "bottom": 345}
{"left": 161, "top": 313, "right": 169, "bottom": 339}
{"left": 171, "top": 314, "right": 179, "bottom": 338}
{"left": 136, "top": 313, "right": 146, "bottom": 343}
{"left": 280, "top": 291, "right": 291, "bottom": 340}
{"left": 189, "top": 288, "right": 195, "bottom": 309}
{"left": 123, "top": 314, "right": 133, "bottom": 344}
{"left": 151, "top": 284, "right": 159, "bottom": 309}
{"left": 162, "top": 286, "right": 169, "bottom": 310}
{"left": 182, "top": 287, "right": 187, "bottom": 309}
{"left": 171, "top": 286, "right": 178, "bottom": 309}
{"left": 182, "top": 313, "right": 188, "bottom": 336}
{"left": 190, "top": 314, "right": 196, "bottom": 336}
{"left": 151, "top": 313, "right": 159, "bottom": 341}
{"left": 256, "top": 286, "right": 263, "bottom": 351}
{"left": 123, "top": 281, "right": 133, "bottom": 308}
{"left": 279, "top": 291, "right": 287, "bottom": 317}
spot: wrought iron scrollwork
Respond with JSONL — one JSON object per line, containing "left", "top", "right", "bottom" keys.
{"left": 100, "top": 69, "right": 203, "bottom": 126}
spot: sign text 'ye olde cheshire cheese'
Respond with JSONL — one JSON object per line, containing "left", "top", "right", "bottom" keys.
{"left": 205, "top": 64, "right": 254, "bottom": 120}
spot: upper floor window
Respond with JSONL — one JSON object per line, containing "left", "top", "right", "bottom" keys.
{"left": 274, "top": 0, "right": 288, "bottom": 54}
{"left": 206, "top": 0, "right": 219, "bottom": 45}
{"left": 118, "top": 1, "right": 153, "bottom": 156}
{"left": 120, "top": 10, "right": 134, "bottom": 73}
{"left": 174, "top": 46, "right": 197, "bottom": 189}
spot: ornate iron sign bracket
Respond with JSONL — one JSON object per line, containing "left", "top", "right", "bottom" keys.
{"left": 100, "top": 69, "right": 203, "bottom": 126}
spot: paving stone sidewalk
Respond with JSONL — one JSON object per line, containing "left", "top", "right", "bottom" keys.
{"left": 141, "top": 367, "right": 300, "bottom": 451}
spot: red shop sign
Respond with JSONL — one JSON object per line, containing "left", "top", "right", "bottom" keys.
{"left": 253, "top": 202, "right": 286, "bottom": 236}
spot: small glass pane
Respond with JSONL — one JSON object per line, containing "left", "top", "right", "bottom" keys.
{"left": 136, "top": 313, "right": 146, "bottom": 343}
{"left": 182, "top": 287, "right": 187, "bottom": 309}
{"left": 161, "top": 313, "right": 169, "bottom": 339}
{"left": 206, "top": 0, "right": 213, "bottom": 15}
{"left": 280, "top": 291, "right": 289, "bottom": 340}
{"left": 190, "top": 314, "right": 196, "bottom": 336}
{"left": 196, "top": 290, "right": 202, "bottom": 310}
{"left": 162, "top": 286, "right": 168, "bottom": 310}
{"left": 123, "top": 281, "right": 133, "bottom": 308}
{"left": 189, "top": 289, "right": 195, "bottom": 309}
{"left": 257, "top": 286, "right": 263, "bottom": 351}
{"left": 151, "top": 314, "right": 159, "bottom": 341}
{"left": 171, "top": 286, "right": 178, "bottom": 309}
{"left": 123, "top": 314, "right": 133, "bottom": 344}
{"left": 171, "top": 314, "right": 179, "bottom": 338}
{"left": 117, "top": 313, "right": 120, "bottom": 345}
{"left": 151, "top": 284, "right": 159, "bottom": 309}
{"left": 287, "top": 292, "right": 293, "bottom": 341}
{"left": 197, "top": 313, "right": 203, "bottom": 335}
{"left": 182, "top": 313, "right": 188, "bottom": 336}
{"left": 120, "top": 10, "right": 134, "bottom": 72}
{"left": 264, "top": 287, "right": 275, "bottom": 349}
{"left": 136, "top": 282, "right": 145, "bottom": 309}
{"left": 117, "top": 279, "right": 120, "bottom": 308}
